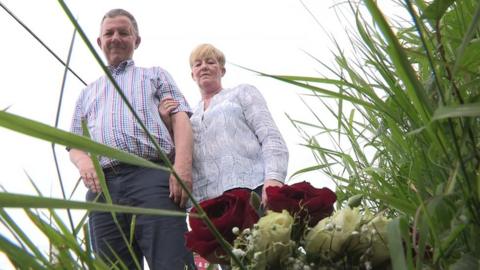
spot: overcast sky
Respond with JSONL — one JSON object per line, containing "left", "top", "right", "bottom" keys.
{"left": 0, "top": 0, "right": 347, "bottom": 267}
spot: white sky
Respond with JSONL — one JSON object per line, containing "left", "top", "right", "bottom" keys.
{"left": 0, "top": 0, "right": 348, "bottom": 267}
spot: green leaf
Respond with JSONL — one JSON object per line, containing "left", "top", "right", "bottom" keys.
{"left": 450, "top": 253, "right": 480, "bottom": 270}
{"left": 347, "top": 194, "right": 363, "bottom": 208}
{"left": 365, "top": 0, "right": 432, "bottom": 122}
{"left": 452, "top": 3, "right": 480, "bottom": 75}
{"left": 230, "top": 64, "right": 382, "bottom": 113}
{"left": 416, "top": 214, "right": 430, "bottom": 270}
{"left": 0, "top": 234, "right": 44, "bottom": 269}
{"left": 289, "top": 163, "right": 336, "bottom": 178}
{"left": 0, "top": 110, "right": 164, "bottom": 170}
{"left": 0, "top": 192, "right": 189, "bottom": 218}
{"left": 432, "top": 102, "right": 480, "bottom": 120}
{"left": 0, "top": 209, "right": 49, "bottom": 265}
{"left": 250, "top": 191, "right": 261, "bottom": 212}
{"left": 423, "top": 0, "right": 456, "bottom": 20}
{"left": 477, "top": 171, "right": 480, "bottom": 203}
{"left": 454, "top": 38, "right": 480, "bottom": 73}
{"left": 387, "top": 218, "right": 408, "bottom": 270}
{"left": 24, "top": 209, "right": 77, "bottom": 265}
{"left": 440, "top": 223, "right": 466, "bottom": 253}
{"left": 372, "top": 192, "right": 417, "bottom": 215}
{"left": 207, "top": 263, "right": 219, "bottom": 270}
{"left": 427, "top": 196, "right": 456, "bottom": 231}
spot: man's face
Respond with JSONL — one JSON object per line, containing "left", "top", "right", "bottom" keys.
{"left": 97, "top": 15, "right": 140, "bottom": 67}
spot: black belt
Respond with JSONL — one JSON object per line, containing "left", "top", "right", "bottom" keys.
{"left": 102, "top": 160, "right": 165, "bottom": 175}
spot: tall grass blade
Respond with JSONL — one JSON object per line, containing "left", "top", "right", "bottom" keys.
{"left": 0, "top": 1, "right": 86, "bottom": 86}
{"left": 450, "top": 253, "right": 480, "bottom": 270}
{"left": 50, "top": 27, "right": 78, "bottom": 234}
{"left": 423, "top": 0, "right": 455, "bottom": 20}
{"left": 364, "top": 0, "right": 431, "bottom": 121}
{"left": 0, "top": 234, "right": 44, "bottom": 269}
{"left": 289, "top": 163, "right": 336, "bottom": 179}
{"left": 432, "top": 102, "right": 480, "bottom": 120}
{"left": 24, "top": 209, "right": 77, "bottom": 266}
{"left": 0, "top": 209, "right": 49, "bottom": 266}
{"left": 387, "top": 218, "right": 408, "bottom": 270}
{"left": 0, "top": 111, "right": 164, "bottom": 170}
{"left": 368, "top": 192, "right": 417, "bottom": 216}
{"left": 0, "top": 192, "right": 189, "bottom": 217}
{"left": 452, "top": 1, "right": 480, "bottom": 75}
{"left": 231, "top": 64, "right": 382, "bottom": 113}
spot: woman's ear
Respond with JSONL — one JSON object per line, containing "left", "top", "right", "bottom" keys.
{"left": 221, "top": 67, "right": 226, "bottom": 77}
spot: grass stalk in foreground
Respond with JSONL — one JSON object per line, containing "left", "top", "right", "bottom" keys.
{"left": 267, "top": 0, "right": 480, "bottom": 268}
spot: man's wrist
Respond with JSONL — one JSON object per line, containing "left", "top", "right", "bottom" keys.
{"left": 73, "top": 156, "right": 90, "bottom": 166}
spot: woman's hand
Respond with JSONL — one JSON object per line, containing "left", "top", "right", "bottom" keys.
{"left": 262, "top": 179, "right": 283, "bottom": 206}
{"left": 158, "top": 97, "right": 179, "bottom": 135}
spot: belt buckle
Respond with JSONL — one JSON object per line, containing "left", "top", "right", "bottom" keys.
{"left": 103, "top": 162, "right": 120, "bottom": 175}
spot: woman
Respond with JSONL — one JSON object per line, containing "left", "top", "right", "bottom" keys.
{"left": 160, "top": 43, "right": 288, "bottom": 206}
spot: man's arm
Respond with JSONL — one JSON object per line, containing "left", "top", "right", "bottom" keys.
{"left": 169, "top": 111, "right": 193, "bottom": 208}
{"left": 69, "top": 149, "right": 101, "bottom": 193}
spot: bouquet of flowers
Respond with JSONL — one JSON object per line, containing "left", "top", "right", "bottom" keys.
{"left": 185, "top": 182, "right": 392, "bottom": 270}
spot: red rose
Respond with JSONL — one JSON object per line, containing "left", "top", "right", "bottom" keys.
{"left": 266, "top": 181, "right": 336, "bottom": 226}
{"left": 185, "top": 189, "right": 259, "bottom": 262}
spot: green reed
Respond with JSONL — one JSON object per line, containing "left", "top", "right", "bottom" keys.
{"left": 264, "top": 0, "right": 480, "bottom": 269}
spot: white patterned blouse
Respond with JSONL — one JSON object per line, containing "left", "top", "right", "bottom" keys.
{"left": 191, "top": 84, "right": 289, "bottom": 203}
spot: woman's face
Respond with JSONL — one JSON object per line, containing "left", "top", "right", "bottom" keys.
{"left": 191, "top": 57, "right": 225, "bottom": 91}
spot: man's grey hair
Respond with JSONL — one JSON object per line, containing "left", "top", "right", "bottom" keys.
{"left": 101, "top": 9, "right": 139, "bottom": 36}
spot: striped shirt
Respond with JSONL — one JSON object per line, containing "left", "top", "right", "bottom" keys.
{"left": 191, "top": 84, "right": 289, "bottom": 202}
{"left": 70, "top": 60, "right": 191, "bottom": 167}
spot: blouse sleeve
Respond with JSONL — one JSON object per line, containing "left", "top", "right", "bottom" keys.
{"left": 239, "top": 84, "right": 289, "bottom": 182}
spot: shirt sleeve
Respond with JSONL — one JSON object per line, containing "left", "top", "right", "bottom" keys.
{"left": 70, "top": 90, "right": 86, "bottom": 136}
{"left": 239, "top": 84, "right": 289, "bottom": 182}
{"left": 154, "top": 67, "right": 192, "bottom": 117}
{"left": 66, "top": 90, "right": 86, "bottom": 151}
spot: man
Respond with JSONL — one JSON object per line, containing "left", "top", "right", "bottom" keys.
{"left": 69, "top": 9, "right": 195, "bottom": 269}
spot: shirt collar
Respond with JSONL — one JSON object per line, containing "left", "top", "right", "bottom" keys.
{"left": 109, "top": 59, "right": 134, "bottom": 74}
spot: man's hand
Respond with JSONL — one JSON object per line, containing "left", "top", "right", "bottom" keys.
{"left": 169, "top": 164, "right": 192, "bottom": 208}
{"left": 262, "top": 179, "right": 283, "bottom": 206}
{"left": 70, "top": 149, "right": 102, "bottom": 193}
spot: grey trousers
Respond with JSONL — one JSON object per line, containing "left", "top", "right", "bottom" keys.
{"left": 87, "top": 163, "right": 195, "bottom": 270}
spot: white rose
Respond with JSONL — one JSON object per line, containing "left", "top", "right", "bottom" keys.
{"left": 252, "top": 210, "right": 294, "bottom": 266}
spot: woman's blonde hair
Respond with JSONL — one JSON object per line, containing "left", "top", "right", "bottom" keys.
{"left": 189, "top": 44, "right": 225, "bottom": 68}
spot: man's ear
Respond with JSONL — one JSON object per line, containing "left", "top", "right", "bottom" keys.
{"left": 97, "top": 37, "right": 102, "bottom": 48}
{"left": 135, "top": 36, "right": 141, "bottom": 49}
